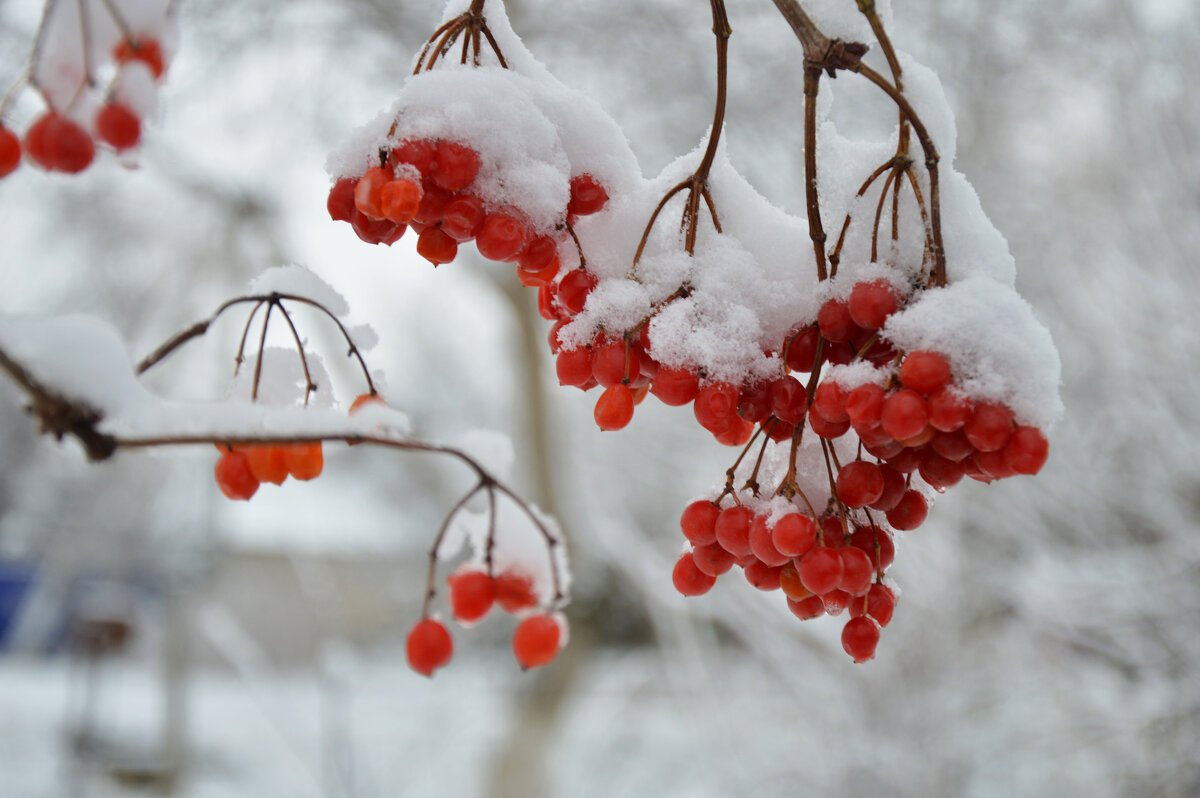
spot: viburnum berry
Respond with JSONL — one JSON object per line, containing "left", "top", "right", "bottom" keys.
{"left": 416, "top": 226, "right": 458, "bottom": 265}
{"left": 413, "top": 183, "right": 454, "bottom": 226}
{"left": 350, "top": 392, "right": 385, "bottom": 414}
{"left": 327, "top": 178, "right": 358, "bottom": 222}
{"left": 867, "top": 464, "right": 907, "bottom": 512}
{"left": 714, "top": 417, "right": 754, "bottom": 446}
{"left": 931, "top": 428, "right": 974, "bottom": 462}
{"left": 785, "top": 326, "right": 821, "bottom": 373}
{"left": 787, "top": 594, "right": 826, "bottom": 621}
{"left": 714, "top": 505, "right": 754, "bottom": 558}
{"left": 809, "top": 411, "right": 851, "bottom": 439}
{"left": 95, "top": 103, "right": 141, "bottom": 150}
{"left": 850, "top": 524, "right": 895, "bottom": 571}
{"left": 440, "top": 194, "right": 486, "bottom": 240}
{"left": 918, "top": 450, "right": 966, "bottom": 492}
{"left": 768, "top": 376, "right": 808, "bottom": 424}
{"left": 242, "top": 444, "right": 289, "bottom": 485}
{"left": 841, "top": 615, "right": 881, "bottom": 663}
{"left": 772, "top": 513, "right": 817, "bottom": 558}
{"left": 594, "top": 383, "right": 635, "bottom": 430}
{"left": 964, "top": 401, "right": 1015, "bottom": 452}
{"left": 836, "top": 460, "right": 885, "bottom": 508}
{"left": 512, "top": 614, "right": 563, "bottom": 669}
{"left": 693, "top": 382, "right": 739, "bottom": 435}
{"left": 1004, "top": 426, "right": 1050, "bottom": 475}
{"left": 354, "top": 166, "right": 392, "bottom": 219}
{"left": 748, "top": 515, "right": 791, "bottom": 567}
{"left": 691, "top": 542, "right": 736, "bottom": 577}
{"left": 845, "top": 383, "right": 885, "bottom": 432}
{"left": 823, "top": 588, "right": 853, "bottom": 616}
{"left": 380, "top": 179, "right": 422, "bottom": 223}
{"left": 744, "top": 561, "right": 783, "bottom": 591}
{"left": 215, "top": 450, "right": 259, "bottom": 501}
{"left": 557, "top": 268, "right": 598, "bottom": 314}
{"left": 476, "top": 212, "right": 528, "bottom": 262}
{"left": 838, "top": 547, "right": 875, "bottom": 596}
{"left": 0, "top": 126, "right": 20, "bottom": 177}
{"left": 812, "top": 381, "right": 849, "bottom": 423}
{"left": 114, "top": 37, "right": 166, "bottom": 79}
{"left": 389, "top": 138, "right": 436, "bottom": 174}
{"left": 556, "top": 347, "right": 594, "bottom": 388}
{"left": 493, "top": 570, "right": 537, "bottom": 614}
{"left": 567, "top": 173, "right": 608, "bottom": 216}
{"left": 778, "top": 561, "right": 812, "bottom": 601}
{"left": 817, "top": 298, "right": 856, "bottom": 342}
{"left": 406, "top": 618, "right": 453, "bottom": 677}
{"left": 651, "top": 366, "right": 700, "bottom": 406}
{"left": 899, "top": 351, "right": 952, "bottom": 395}
{"left": 849, "top": 582, "right": 897, "bottom": 627}
{"left": 431, "top": 140, "right": 480, "bottom": 191}
{"left": 282, "top": 442, "right": 323, "bottom": 481}
{"left": 848, "top": 279, "right": 898, "bottom": 330}
{"left": 24, "top": 111, "right": 95, "bottom": 174}
{"left": 673, "top": 552, "right": 717, "bottom": 596}
{"left": 680, "top": 500, "right": 720, "bottom": 546}
{"left": 517, "top": 235, "right": 561, "bottom": 282}
{"left": 798, "top": 547, "right": 844, "bottom": 595}
{"left": 886, "top": 489, "right": 929, "bottom": 530}
{"left": 592, "top": 340, "right": 640, "bottom": 387}
{"left": 349, "top": 211, "right": 404, "bottom": 246}
{"left": 880, "top": 389, "right": 929, "bottom": 442}
{"left": 447, "top": 568, "right": 495, "bottom": 624}
{"left": 927, "top": 386, "right": 972, "bottom": 431}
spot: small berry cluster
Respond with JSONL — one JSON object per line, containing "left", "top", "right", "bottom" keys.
{"left": 213, "top": 441, "right": 325, "bottom": 501}
{"left": 672, "top": 500, "right": 897, "bottom": 662}
{"left": 327, "top": 136, "right": 608, "bottom": 291}
{"left": 405, "top": 565, "right": 566, "bottom": 677}
{"left": 1, "top": 34, "right": 168, "bottom": 178}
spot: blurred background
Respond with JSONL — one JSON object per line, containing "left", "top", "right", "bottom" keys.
{"left": 0, "top": 0, "right": 1197, "bottom": 796}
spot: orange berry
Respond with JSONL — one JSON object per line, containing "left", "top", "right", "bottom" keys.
{"left": 283, "top": 442, "right": 323, "bottom": 481}
{"left": 214, "top": 451, "right": 259, "bottom": 500}
{"left": 243, "top": 444, "right": 289, "bottom": 485}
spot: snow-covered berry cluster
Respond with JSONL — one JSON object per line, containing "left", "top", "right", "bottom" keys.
{"left": 0, "top": 0, "right": 175, "bottom": 177}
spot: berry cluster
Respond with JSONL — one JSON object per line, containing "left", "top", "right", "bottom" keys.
{"left": 213, "top": 441, "right": 324, "bottom": 501}
{"left": 327, "top": 135, "right": 608, "bottom": 295}
{"left": 405, "top": 565, "right": 566, "bottom": 677}
{"left": 673, "top": 500, "right": 897, "bottom": 662}
{"left": 1, "top": 30, "right": 169, "bottom": 178}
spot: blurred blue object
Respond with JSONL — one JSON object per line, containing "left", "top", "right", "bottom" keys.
{"left": 0, "top": 562, "right": 35, "bottom": 647}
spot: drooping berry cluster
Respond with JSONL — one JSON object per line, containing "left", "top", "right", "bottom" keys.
{"left": 327, "top": 135, "right": 608, "bottom": 296}
{"left": 2, "top": 0, "right": 173, "bottom": 179}
{"left": 405, "top": 565, "right": 566, "bottom": 677}
{"left": 213, "top": 442, "right": 325, "bottom": 501}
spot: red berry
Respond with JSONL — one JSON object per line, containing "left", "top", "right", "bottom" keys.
{"left": 779, "top": 561, "right": 811, "bottom": 601}
{"left": 417, "top": 226, "right": 458, "bottom": 265}
{"left": 692, "top": 542, "right": 736, "bottom": 577}
{"left": 380, "top": 179, "right": 422, "bottom": 223}
{"left": 927, "top": 386, "right": 972, "bottom": 431}
{"left": 836, "top": 460, "right": 885, "bottom": 508}
{"left": 214, "top": 451, "right": 259, "bottom": 500}
{"left": 849, "top": 583, "right": 897, "bottom": 627}
{"left": 557, "top": 269, "right": 597, "bottom": 314}
{"left": 714, "top": 505, "right": 753, "bottom": 558}
{"left": 785, "top": 326, "right": 821, "bottom": 373}
{"left": 808, "top": 411, "right": 851, "bottom": 439}
{"left": 447, "top": 568, "right": 495, "bottom": 624}
{"left": 817, "top": 298, "right": 856, "bottom": 342}
{"left": 282, "top": 442, "right": 323, "bottom": 481}
{"left": 512, "top": 614, "right": 562, "bottom": 669}
{"left": 327, "top": 178, "right": 358, "bottom": 222}
{"left": 838, "top": 547, "right": 875, "bottom": 596}
{"left": 555, "top": 347, "right": 593, "bottom": 388}
{"left": 493, "top": 571, "right": 537, "bottom": 613}
{"left": 651, "top": 366, "right": 700, "bottom": 406}
{"left": 867, "top": 464, "right": 907, "bottom": 512}
{"left": 886, "top": 490, "right": 928, "bottom": 531}
{"left": 823, "top": 588, "right": 853, "bottom": 616}
{"left": 673, "top": 552, "right": 718, "bottom": 596}
{"left": 440, "top": 195, "right": 486, "bottom": 240}
{"left": 517, "top": 235, "right": 561, "bottom": 278}
{"left": 772, "top": 513, "right": 817, "bottom": 558}
{"left": 114, "top": 37, "right": 166, "bottom": 79}
{"left": 841, "top": 615, "right": 881, "bottom": 663}
{"left": 431, "top": 140, "right": 480, "bottom": 191}
{"left": 749, "top": 515, "right": 791, "bottom": 566}
{"left": 849, "top": 524, "right": 895, "bottom": 571}
{"left": 918, "top": 450, "right": 966, "bottom": 492}
{"left": 964, "top": 401, "right": 1015, "bottom": 452}
{"left": 594, "top": 383, "right": 635, "bottom": 430}
{"left": 406, "top": 618, "right": 453, "bottom": 677}
{"left": 848, "top": 280, "right": 898, "bottom": 329}
{"left": 354, "top": 166, "right": 392, "bottom": 219}
{"left": 413, "top": 182, "right": 454, "bottom": 225}
{"left": 350, "top": 210, "right": 405, "bottom": 246}
{"left": 812, "top": 381, "right": 849, "bottom": 423}
{"left": 0, "top": 126, "right": 20, "bottom": 177}
{"left": 693, "top": 382, "right": 740, "bottom": 435}
{"left": 844, "top": 383, "right": 885, "bottom": 432}
{"left": 476, "top": 212, "right": 528, "bottom": 262}
{"left": 798, "top": 547, "right": 844, "bottom": 595}
{"left": 736, "top": 382, "right": 772, "bottom": 424}
{"left": 243, "top": 444, "right": 289, "bottom": 485}
{"left": 880, "top": 389, "right": 929, "bottom": 441}
{"left": 95, "top": 103, "right": 140, "bottom": 150}
{"left": 744, "top": 561, "right": 783, "bottom": 591}
{"left": 714, "top": 417, "right": 754, "bottom": 446}
{"left": 899, "top": 351, "right": 952, "bottom": 395}
{"left": 931, "top": 429, "right": 974, "bottom": 462}
{"left": 390, "top": 138, "right": 436, "bottom": 174}
{"left": 787, "top": 594, "right": 826, "bottom": 621}
{"left": 768, "top": 376, "right": 808, "bottom": 424}
{"left": 680, "top": 500, "right": 720, "bottom": 546}
{"left": 592, "top": 340, "right": 641, "bottom": 387}
{"left": 24, "top": 112, "right": 95, "bottom": 174}
{"left": 567, "top": 174, "right": 608, "bottom": 216}
{"left": 1003, "top": 426, "right": 1049, "bottom": 475}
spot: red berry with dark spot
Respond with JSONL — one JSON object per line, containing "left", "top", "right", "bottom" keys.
{"left": 886, "top": 489, "right": 929, "bottom": 530}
